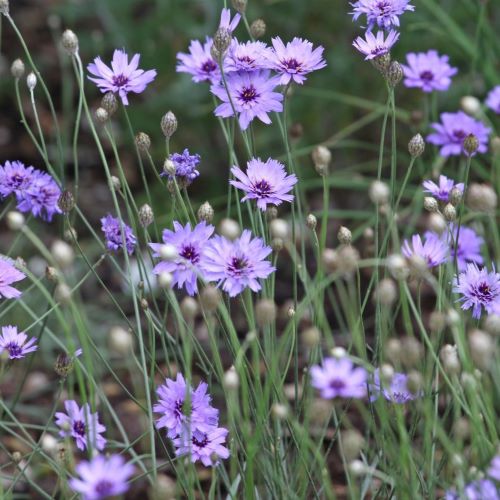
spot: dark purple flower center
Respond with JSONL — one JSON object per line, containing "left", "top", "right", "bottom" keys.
{"left": 452, "top": 129, "right": 466, "bottom": 141}
{"left": 112, "top": 74, "right": 129, "bottom": 87}
{"left": 228, "top": 256, "right": 248, "bottom": 276}
{"left": 283, "top": 58, "right": 301, "bottom": 72}
{"left": 253, "top": 179, "right": 272, "bottom": 196}
{"left": 238, "top": 55, "right": 254, "bottom": 65}
{"left": 5, "top": 342, "right": 22, "bottom": 358}
{"left": 180, "top": 244, "right": 200, "bottom": 264}
{"left": 329, "top": 378, "right": 346, "bottom": 391}
{"left": 73, "top": 420, "right": 86, "bottom": 436}
{"left": 376, "top": 1, "right": 391, "bottom": 14}
{"left": 476, "top": 282, "right": 493, "bottom": 301}
{"left": 419, "top": 70, "right": 434, "bottom": 82}
{"left": 174, "top": 399, "right": 184, "bottom": 418}
{"left": 202, "top": 60, "right": 217, "bottom": 74}
{"left": 94, "top": 480, "right": 114, "bottom": 495}
{"left": 239, "top": 85, "right": 258, "bottom": 103}
{"left": 192, "top": 432, "right": 209, "bottom": 448}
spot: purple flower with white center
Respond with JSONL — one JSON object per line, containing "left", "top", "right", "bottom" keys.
{"left": 55, "top": 400, "right": 107, "bottom": 452}
{"left": 225, "top": 40, "right": 273, "bottom": 73}
{"left": 445, "top": 480, "right": 499, "bottom": 500}
{"left": 351, "top": 0, "right": 414, "bottom": 30}
{"left": 488, "top": 456, "right": 500, "bottom": 481}
{"left": 0, "top": 161, "right": 36, "bottom": 198}
{"left": 69, "top": 454, "right": 134, "bottom": 500}
{"left": 161, "top": 149, "right": 201, "bottom": 187}
{"left": 154, "top": 373, "right": 219, "bottom": 439}
{"left": 353, "top": 30, "right": 399, "bottom": 60}
{"left": 149, "top": 221, "right": 214, "bottom": 296}
{"left": 453, "top": 263, "right": 500, "bottom": 319}
{"left": 266, "top": 37, "right": 326, "bottom": 85}
{"left": 101, "top": 214, "right": 136, "bottom": 255}
{"left": 173, "top": 426, "right": 230, "bottom": 467}
{"left": 422, "top": 175, "right": 464, "bottom": 203}
{"left": 0, "top": 258, "right": 25, "bottom": 299}
{"left": 485, "top": 86, "right": 500, "bottom": 114}
{"left": 369, "top": 369, "right": 421, "bottom": 403}
{"left": 401, "top": 50, "right": 457, "bottom": 93}
{"left": 210, "top": 70, "right": 283, "bottom": 130}
{"left": 438, "top": 225, "right": 484, "bottom": 271}
{"left": 401, "top": 233, "right": 449, "bottom": 268}
{"left": 87, "top": 49, "right": 157, "bottom": 106}
{"left": 176, "top": 37, "right": 221, "bottom": 84}
{"left": 218, "top": 7, "right": 241, "bottom": 33}
{"left": 427, "top": 111, "right": 491, "bottom": 157}
{"left": 230, "top": 158, "right": 297, "bottom": 211}
{"left": 201, "top": 230, "right": 275, "bottom": 297}
{"left": 0, "top": 326, "right": 37, "bottom": 359}
{"left": 310, "top": 357, "right": 368, "bottom": 399}
{"left": 16, "top": 171, "right": 62, "bottom": 221}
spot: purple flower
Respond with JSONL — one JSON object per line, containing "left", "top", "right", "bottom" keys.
{"left": 0, "top": 325, "right": 37, "bottom": 359}
{"left": 486, "top": 86, "right": 500, "bottom": 114}
{"left": 401, "top": 50, "right": 457, "bottom": 93}
{"left": 427, "top": 111, "right": 491, "bottom": 157}
{"left": 351, "top": 0, "right": 414, "bottom": 30}
{"left": 369, "top": 369, "right": 421, "bottom": 403}
{"left": 55, "top": 400, "right": 107, "bottom": 452}
{"left": 201, "top": 230, "right": 275, "bottom": 297}
{"left": 225, "top": 40, "right": 273, "bottom": 73}
{"left": 218, "top": 7, "right": 241, "bottom": 33}
{"left": 310, "top": 357, "right": 368, "bottom": 399}
{"left": 173, "top": 426, "right": 230, "bottom": 467}
{"left": 161, "top": 149, "right": 201, "bottom": 187}
{"left": 422, "top": 175, "right": 464, "bottom": 203}
{"left": 445, "top": 480, "right": 499, "bottom": 500}
{"left": 69, "top": 454, "right": 134, "bottom": 500}
{"left": 149, "top": 221, "right": 214, "bottom": 296}
{"left": 101, "top": 214, "right": 136, "bottom": 255}
{"left": 401, "top": 233, "right": 449, "bottom": 267}
{"left": 0, "top": 258, "right": 25, "bottom": 299}
{"left": 453, "top": 263, "right": 500, "bottom": 319}
{"left": 87, "top": 49, "right": 157, "bottom": 105}
{"left": 353, "top": 30, "right": 399, "bottom": 60}
{"left": 176, "top": 37, "right": 221, "bottom": 84}
{"left": 266, "top": 37, "right": 326, "bottom": 85}
{"left": 440, "top": 225, "right": 484, "bottom": 271}
{"left": 0, "top": 161, "right": 36, "bottom": 198}
{"left": 210, "top": 70, "right": 283, "bottom": 130}
{"left": 488, "top": 455, "right": 500, "bottom": 481}
{"left": 154, "top": 373, "right": 219, "bottom": 439}
{"left": 230, "top": 157, "right": 297, "bottom": 211}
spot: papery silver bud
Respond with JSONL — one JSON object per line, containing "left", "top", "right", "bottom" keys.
{"left": 95, "top": 107, "right": 109, "bottom": 123}
{"left": 27, "top": 72, "right": 37, "bottom": 91}
{"left": 138, "top": 204, "right": 154, "bottom": 227}
{"left": 250, "top": 19, "right": 266, "bottom": 39}
{"left": 443, "top": 203, "right": 456, "bottom": 221}
{"left": 231, "top": 0, "right": 247, "bottom": 13}
{"left": 423, "top": 197, "right": 438, "bottom": 213}
{"left": 408, "top": 134, "right": 425, "bottom": 158}
{"left": 337, "top": 226, "right": 352, "bottom": 245}
{"left": 101, "top": 92, "right": 118, "bottom": 116}
{"left": 0, "top": 0, "right": 9, "bottom": 15}
{"left": 212, "top": 28, "right": 232, "bottom": 58}
{"left": 306, "top": 214, "right": 317, "bottom": 230}
{"left": 11, "top": 59, "right": 25, "bottom": 79}
{"left": 135, "top": 132, "right": 151, "bottom": 151}
{"left": 386, "top": 61, "right": 403, "bottom": 87}
{"left": 161, "top": 111, "right": 178, "bottom": 138}
{"left": 61, "top": 29, "right": 79, "bottom": 55}
{"left": 197, "top": 201, "right": 214, "bottom": 223}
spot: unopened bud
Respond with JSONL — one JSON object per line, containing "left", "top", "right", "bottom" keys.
{"left": 311, "top": 145, "right": 331, "bottom": 174}
{"left": 6, "top": 211, "right": 25, "bottom": 231}
{"left": 95, "top": 107, "right": 109, "bottom": 123}
{"left": 428, "top": 213, "right": 447, "bottom": 234}
{"left": 484, "top": 314, "right": 500, "bottom": 337}
{"left": 467, "top": 183, "right": 497, "bottom": 213}
{"left": 271, "top": 238, "right": 283, "bottom": 252}
{"left": 61, "top": 29, "right": 79, "bottom": 55}
{"left": 429, "top": 310, "right": 446, "bottom": 332}
{"left": 163, "top": 159, "right": 176, "bottom": 176}
{"left": 337, "top": 226, "right": 352, "bottom": 245}
{"left": 266, "top": 206, "right": 278, "bottom": 221}
{"left": 408, "top": 134, "right": 425, "bottom": 158}
{"left": 101, "top": 92, "right": 118, "bottom": 116}
{"left": 270, "top": 218, "right": 289, "bottom": 240}
{"left": 161, "top": 111, "right": 178, "bottom": 138}
{"left": 110, "top": 175, "right": 121, "bottom": 191}
{"left": 449, "top": 187, "right": 463, "bottom": 206}
{"left": 157, "top": 272, "right": 173, "bottom": 289}
{"left": 231, "top": 0, "right": 247, "bottom": 13}
{"left": 301, "top": 326, "right": 321, "bottom": 348}
{"left": 11, "top": 59, "right": 25, "bottom": 79}
{"left": 468, "top": 329, "right": 493, "bottom": 369}
{"left": 51, "top": 240, "right": 74, "bottom": 268}
{"left": 212, "top": 28, "right": 232, "bottom": 58}
{"left": 385, "top": 338, "right": 402, "bottom": 363}
{"left": 159, "top": 244, "right": 178, "bottom": 261}
{"left": 337, "top": 245, "right": 359, "bottom": 275}
{"left": 349, "top": 460, "right": 367, "bottom": 476}
{"left": 331, "top": 346, "right": 347, "bottom": 358}
{"left": 440, "top": 344, "right": 461, "bottom": 375}
{"left": 54, "top": 352, "right": 75, "bottom": 378}
{"left": 255, "top": 299, "right": 277, "bottom": 327}
{"left": 200, "top": 285, "right": 222, "bottom": 312}
{"left": 306, "top": 214, "right": 317, "bottom": 230}
{"left": 27, "top": 72, "right": 37, "bottom": 91}
{"left": 45, "top": 266, "right": 59, "bottom": 282}
{"left": 387, "top": 254, "right": 409, "bottom": 280}
{"left": 341, "top": 429, "right": 365, "bottom": 462}
{"left": 369, "top": 180, "right": 390, "bottom": 205}
{"left": 424, "top": 197, "right": 438, "bottom": 212}
{"left": 197, "top": 201, "right": 214, "bottom": 223}
{"left": 443, "top": 203, "right": 456, "bottom": 221}
{"left": 135, "top": 132, "right": 151, "bottom": 151}
{"left": 400, "top": 337, "right": 423, "bottom": 367}
{"left": 58, "top": 190, "right": 75, "bottom": 213}
{"left": 460, "top": 96, "right": 481, "bottom": 116}
{"left": 140, "top": 298, "right": 149, "bottom": 310}
{"left": 223, "top": 366, "right": 239, "bottom": 389}
{"left": 374, "top": 278, "right": 397, "bottom": 306}
{"left": 463, "top": 134, "right": 479, "bottom": 156}
{"left": 109, "top": 326, "right": 134, "bottom": 355}
{"left": 0, "top": 0, "right": 9, "bottom": 15}
{"left": 371, "top": 53, "right": 391, "bottom": 73}
{"left": 406, "top": 370, "right": 423, "bottom": 395}
{"left": 271, "top": 403, "right": 288, "bottom": 420}
{"left": 322, "top": 248, "right": 338, "bottom": 273}
{"left": 180, "top": 296, "right": 198, "bottom": 321}
{"left": 250, "top": 19, "right": 266, "bottom": 39}
{"left": 55, "top": 283, "right": 72, "bottom": 304}
{"left": 138, "top": 204, "right": 154, "bottom": 227}
{"left": 386, "top": 61, "right": 403, "bottom": 87}
{"left": 12, "top": 451, "right": 22, "bottom": 464}
{"left": 219, "top": 218, "right": 240, "bottom": 240}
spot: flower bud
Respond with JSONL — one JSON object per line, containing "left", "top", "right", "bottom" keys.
{"left": 429, "top": 310, "right": 446, "bottom": 332}
{"left": 301, "top": 326, "right": 321, "bottom": 348}
{"left": 406, "top": 370, "right": 423, "bottom": 395}
{"left": 6, "top": 211, "right": 24, "bottom": 231}
{"left": 408, "top": 133, "right": 425, "bottom": 158}
{"left": 51, "top": 240, "right": 74, "bottom": 268}
{"left": 423, "top": 197, "right": 438, "bottom": 212}
{"left": 163, "top": 159, "right": 176, "bottom": 176}
{"left": 380, "top": 363, "right": 394, "bottom": 384}
{"left": 322, "top": 248, "right": 338, "bottom": 273}
{"left": 427, "top": 213, "right": 447, "bottom": 234}
{"left": 371, "top": 53, "right": 391, "bottom": 73}
{"left": 400, "top": 337, "right": 423, "bottom": 367}
{"left": 449, "top": 186, "right": 463, "bottom": 206}
{"left": 41, "top": 434, "right": 58, "bottom": 455}
{"left": 135, "top": 132, "right": 151, "bottom": 151}
{"left": 54, "top": 352, "right": 75, "bottom": 377}
{"left": 337, "top": 226, "right": 352, "bottom": 245}
{"left": 231, "top": 0, "right": 247, "bottom": 13}
{"left": 161, "top": 111, "right": 178, "bottom": 138}
{"left": 373, "top": 278, "right": 397, "bottom": 307}
{"left": 341, "top": 429, "right": 365, "bottom": 462}
{"left": 95, "top": 107, "right": 109, "bottom": 123}
{"left": 491, "top": 136, "right": 500, "bottom": 156}
{"left": 61, "top": 29, "right": 79, "bottom": 55}
{"left": 443, "top": 203, "right": 456, "bottom": 222}
{"left": 468, "top": 329, "right": 493, "bottom": 369}
{"left": 337, "top": 245, "right": 359, "bottom": 275}
{"left": 58, "top": 190, "right": 75, "bottom": 213}
{"left": 101, "top": 92, "right": 118, "bottom": 116}
{"left": 463, "top": 134, "right": 479, "bottom": 156}
{"left": 250, "top": 19, "right": 266, "bottom": 39}
{"left": 266, "top": 206, "right": 278, "bottom": 221}
{"left": 159, "top": 244, "right": 178, "bottom": 261}
{"left": 140, "top": 298, "right": 149, "bottom": 310}
{"left": 197, "top": 201, "right": 214, "bottom": 223}
{"left": 0, "top": 0, "right": 9, "bottom": 15}
{"left": 180, "top": 297, "right": 198, "bottom": 321}
{"left": 255, "top": 299, "right": 277, "bottom": 327}
{"left": 306, "top": 214, "right": 317, "bottom": 230}
{"left": 45, "top": 266, "right": 59, "bottom": 282}
{"left": 223, "top": 366, "right": 239, "bottom": 389}
{"left": 219, "top": 218, "right": 240, "bottom": 240}
{"left": 271, "top": 238, "right": 283, "bottom": 252}
{"left": 311, "top": 145, "right": 331, "bottom": 174}
{"left": 331, "top": 346, "right": 347, "bottom": 358}
{"left": 27, "top": 72, "right": 37, "bottom": 91}
{"left": 270, "top": 218, "right": 289, "bottom": 240}
{"left": 387, "top": 254, "right": 409, "bottom": 281}
{"left": 200, "top": 285, "right": 222, "bottom": 312}
{"left": 109, "top": 326, "right": 134, "bottom": 355}
{"left": 349, "top": 460, "right": 367, "bottom": 476}
{"left": 386, "top": 61, "right": 403, "bottom": 87}
{"left": 157, "top": 272, "right": 173, "bottom": 289}
{"left": 11, "top": 59, "right": 25, "bottom": 79}
{"left": 212, "top": 28, "right": 232, "bottom": 58}
{"left": 440, "top": 344, "right": 461, "bottom": 375}
{"left": 138, "top": 204, "right": 154, "bottom": 227}
{"left": 484, "top": 314, "right": 500, "bottom": 337}
{"left": 110, "top": 175, "right": 121, "bottom": 191}
{"left": 460, "top": 96, "right": 481, "bottom": 116}
{"left": 467, "top": 183, "right": 497, "bottom": 213}
{"left": 385, "top": 338, "right": 402, "bottom": 363}
{"left": 369, "top": 180, "right": 390, "bottom": 205}
{"left": 271, "top": 403, "right": 288, "bottom": 420}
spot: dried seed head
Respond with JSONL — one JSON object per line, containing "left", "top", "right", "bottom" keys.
{"left": 385, "top": 338, "right": 402, "bottom": 362}
{"left": 95, "top": 107, "right": 109, "bottom": 123}
{"left": 163, "top": 159, "right": 176, "bottom": 176}
{"left": 223, "top": 366, "right": 239, "bottom": 389}
{"left": 27, "top": 72, "right": 37, "bottom": 91}
{"left": 301, "top": 326, "right": 321, "bottom": 348}
{"left": 54, "top": 353, "right": 75, "bottom": 378}
{"left": 380, "top": 363, "right": 395, "bottom": 384}
{"left": 12, "top": 451, "right": 22, "bottom": 464}
{"left": 212, "top": 28, "right": 232, "bottom": 58}
{"left": 408, "top": 254, "right": 429, "bottom": 279}
{"left": 467, "top": 183, "right": 497, "bottom": 213}
{"left": 408, "top": 133, "right": 425, "bottom": 158}
{"left": 138, "top": 204, "right": 154, "bottom": 227}
{"left": 231, "top": 0, "right": 247, "bottom": 13}
{"left": 45, "top": 266, "right": 59, "bottom": 282}
{"left": 387, "top": 254, "right": 410, "bottom": 280}
{"left": 271, "top": 403, "right": 288, "bottom": 420}
{"left": 374, "top": 278, "right": 397, "bottom": 307}
{"left": 468, "top": 329, "right": 493, "bottom": 369}
{"left": 109, "top": 326, "right": 134, "bottom": 355}
{"left": 135, "top": 132, "right": 151, "bottom": 151}
{"left": 157, "top": 272, "right": 173, "bottom": 289}
{"left": 41, "top": 434, "right": 58, "bottom": 455}
{"left": 110, "top": 175, "right": 121, "bottom": 191}
{"left": 161, "top": 111, "right": 178, "bottom": 138}
{"left": 311, "top": 145, "right": 331, "bottom": 174}
{"left": 266, "top": 206, "right": 278, "bottom": 221}
{"left": 197, "top": 201, "right": 214, "bottom": 223}
{"left": 440, "top": 344, "right": 461, "bottom": 375}
{"left": 159, "top": 244, "right": 178, "bottom": 261}
{"left": 219, "top": 218, "right": 240, "bottom": 240}
{"left": 484, "top": 314, "right": 500, "bottom": 337}
{"left": 337, "top": 245, "right": 359, "bottom": 275}
{"left": 11, "top": 59, "right": 25, "bottom": 79}
{"left": 371, "top": 53, "right": 391, "bottom": 73}
{"left": 322, "top": 248, "right": 339, "bottom": 273}
{"left": 341, "top": 430, "right": 365, "bottom": 462}
{"left": 51, "top": 240, "right": 75, "bottom": 268}
{"left": 337, "top": 226, "right": 352, "bottom": 245}
{"left": 443, "top": 203, "right": 456, "bottom": 222}
{"left": 0, "top": 0, "right": 9, "bottom": 15}
{"left": 6, "top": 211, "right": 25, "bottom": 231}
{"left": 255, "top": 299, "right": 277, "bottom": 327}
{"left": 180, "top": 296, "right": 198, "bottom": 321}
{"left": 386, "top": 60, "right": 403, "bottom": 87}
{"left": 463, "top": 134, "right": 479, "bottom": 156}
{"left": 200, "top": 285, "right": 222, "bottom": 312}
{"left": 400, "top": 337, "right": 423, "bottom": 367}
{"left": 140, "top": 298, "right": 149, "bottom": 310}
{"left": 369, "top": 180, "right": 390, "bottom": 204}
{"left": 270, "top": 218, "right": 289, "bottom": 240}
{"left": 460, "top": 95, "right": 481, "bottom": 116}
{"left": 406, "top": 370, "right": 423, "bottom": 395}
{"left": 427, "top": 213, "right": 447, "bottom": 234}
{"left": 250, "top": 18, "right": 266, "bottom": 39}
{"left": 271, "top": 238, "right": 284, "bottom": 252}
{"left": 449, "top": 186, "right": 463, "bottom": 206}
{"left": 306, "top": 214, "right": 317, "bottom": 230}
{"left": 61, "top": 29, "right": 79, "bottom": 55}
{"left": 423, "top": 196, "right": 439, "bottom": 213}
{"left": 429, "top": 310, "right": 446, "bottom": 332}
{"left": 101, "top": 92, "right": 118, "bottom": 116}
{"left": 58, "top": 190, "right": 75, "bottom": 213}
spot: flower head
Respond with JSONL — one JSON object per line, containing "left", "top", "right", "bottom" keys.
{"left": 422, "top": 175, "right": 464, "bottom": 203}
{"left": 310, "top": 357, "right": 368, "bottom": 399}
{"left": 225, "top": 40, "right": 273, "bottom": 73}
{"left": 101, "top": 214, "right": 136, "bottom": 255}
{"left": 218, "top": 7, "right": 241, "bottom": 33}
{"left": 149, "top": 221, "right": 214, "bottom": 296}
{"left": 55, "top": 400, "right": 106, "bottom": 451}
{"left": 162, "top": 149, "right": 201, "bottom": 187}
{"left": 211, "top": 70, "right": 283, "bottom": 130}
{"left": 87, "top": 49, "right": 157, "bottom": 105}
{"left": 177, "top": 37, "right": 221, "bottom": 84}
{"left": 69, "top": 454, "right": 134, "bottom": 500}
{"left": 230, "top": 157, "right": 297, "bottom": 211}
{"left": 401, "top": 233, "right": 449, "bottom": 268}
{"left": 485, "top": 86, "right": 500, "bottom": 114}
{"left": 0, "top": 325, "right": 37, "bottom": 359}
{"left": 0, "top": 258, "right": 25, "bottom": 299}
{"left": 445, "top": 480, "right": 499, "bottom": 500}
{"left": 401, "top": 50, "right": 457, "bottom": 93}
{"left": 201, "top": 230, "right": 275, "bottom": 297}
{"left": 0, "top": 160, "right": 36, "bottom": 198}
{"left": 351, "top": 0, "right": 414, "bottom": 30}
{"left": 488, "top": 455, "right": 500, "bottom": 482}
{"left": 16, "top": 171, "right": 62, "bottom": 221}
{"left": 369, "top": 369, "right": 421, "bottom": 403}
{"left": 353, "top": 30, "right": 399, "bottom": 60}
{"left": 266, "top": 37, "right": 326, "bottom": 85}
{"left": 453, "top": 263, "right": 500, "bottom": 319}
{"left": 427, "top": 111, "right": 491, "bottom": 157}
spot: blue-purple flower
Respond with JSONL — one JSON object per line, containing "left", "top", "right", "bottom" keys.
{"left": 176, "top": 37, "right": 221, "bottom": 84}
{"left": 0, "top": 258, "right": 25, "bottom": 299}
{"left": 266, "top": 37, "right": 326, "bottom": 85}
{"left": 69, "top": 454, "right": 134, "bottom": 500}
{"left": 162, "top": 149, "right": 201, "bottom": 187}
{"left": 353, "top": 30, "right": 400, "bottom": 60}
{"left": 87, "top": 49, "right": 157, "bottom": 105}
{"left": 445, "top": 479, "right": 499, "bottom": 500}
{"left": 401, "top": 233, "right": 449, "bottom": 268}
{"left": 311, "top": 357, "right": 368, "bottom": 399}
{"left": 101, "top": 214, "right": 136, "bottom": 255}
{"left": 230, "top": 157, "right": 297, "bottom": 211}
{"left": 369, "top": 369, "right": 421, "bottom": 403}
{"left": 202, "top": 230, "right": 275, "bottom": 297}
{"left": 225, "top": 40, "right": 273, "bottom": 73}
{"left": 0, "top": 161, "right": 36, "bottom": 198}
{"left": 488, "top": 455, "right": 500, "bottom": 481}
{"left": 427, "top": 111, "right": 491, "bottom": 157}
{"left": 401, "top": 50, "right": 457, "bottom": 93}
{"left": 453, "top": 263, "right": 500, "bottom": 319}
{"left": 422, "top": 175, "right": 464, "bottom": 203}
{"left": 218, "top": 7, "right": 241, "bottom": 33}
{"left": 485, "top": 86, "right": 500, "bottom": 114}
{"left": 440, "top": 225, "right": 484, "bottom": 271}
{"left": 211, "top": 70, "right": 283, "bottom": 130}
{"left": 149, "top": 221, "right": 214, "bottom": 296}
{"left": 0, "top": 325, "right": 37, "bottom": 359}
{"left": 55, "top": 400, "right": 107, "bottom": 452}
{"left": 351, "top": 0, "right": 414, "bottom": 30}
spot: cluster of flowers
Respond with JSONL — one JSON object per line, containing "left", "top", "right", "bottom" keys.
{"left": 0, "top": 160, "right": 61, "bottom": 221}
{"left": 176, "top": 8, "right": 326, "bottom": 130}
{"left": 154, "top": 373, "right": 230, "bottom": 466}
